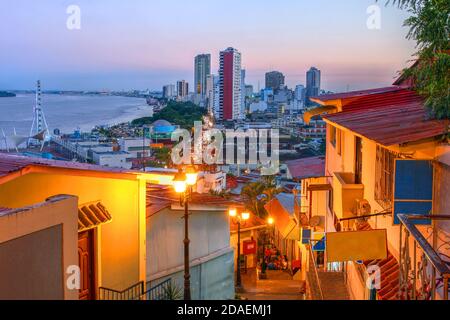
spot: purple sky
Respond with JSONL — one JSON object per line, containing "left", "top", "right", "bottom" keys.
{"left": 0, "top": 0, "right": 416, "bottom": 92}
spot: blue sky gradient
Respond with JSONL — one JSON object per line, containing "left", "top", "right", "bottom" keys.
{"left": 0, "top": 0, "right": 415, "bottom": 91}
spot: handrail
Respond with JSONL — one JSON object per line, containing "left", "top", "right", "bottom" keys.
{"left": 307, "top": 243, "right": 324, "bottom": 300}
{"left": 142, "top": 279, "right": 173, "bottom": 300}
{"left": 98, "top": 281, "right": 144, "bottom": 300}
{"left": 398, "top": 214, "right": 450, "bottom": 276}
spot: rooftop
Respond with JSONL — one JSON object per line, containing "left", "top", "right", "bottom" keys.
{"left": 310, "top": 86, "right": 403, "bottom": 104}
{"left": 0, "top": 153, "right": 136, "bottom": 181}
{"left": 285, "top": 156, "right": 325, "bottom": 180}
{"left": 322, "top": 89, "right": 448, "bottom": 146}
{"left": 146, "top": 184, "right": 239, "bottom": 217}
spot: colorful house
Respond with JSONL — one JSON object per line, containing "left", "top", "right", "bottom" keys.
{"left": 0, "top": 154, "right": 170, "bottom": 300}
{"left": 301, "top": 85, "right": 449, "bottom": 300}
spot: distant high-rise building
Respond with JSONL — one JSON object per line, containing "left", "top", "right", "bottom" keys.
{"left": 306, "top": 67, "right": 321, "bottom": 103}
{"left": 240, "top": 69, "right": 246, "bottom": 117}
{"left": 205, "top": 74, "right": 215, "bottom": 115}
{"left": 265, "top": 71, "right": 285, "bottom": 91}
{"left": 295, "top": 84, "right": 306, "bottom": 103}
{"left": 213, "top": 75, "right": 220, "bottom": 119}
{"left": 219, "top": 47, "right": 242, "bottom": 120}
{"left": 162, "top": 84, "right": 176, "bottom": 99}
{"left": 245, "top": 85, "right": 254, "bottom": 97}
{"left": 177, "top": 80, "right": 189, "bottom": 100}
{"left": 194, "top": 54, "right": 211, "bottom": 101}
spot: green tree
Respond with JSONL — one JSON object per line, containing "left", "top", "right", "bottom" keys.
{"left": 385, "top": 0, "right": 450, "bottom": 119}
{"left": 240, "top": 176, "right": 282, "bottom": 218}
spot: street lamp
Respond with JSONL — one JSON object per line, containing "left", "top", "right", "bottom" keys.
{"left": 229, "top": 208, "right": 250, "bottom": 291}
{"left": 261, "top": 217, "right": 275, "bottom": 279}
{"left": 173, "top": 166, "right": 198, "bottom": 300}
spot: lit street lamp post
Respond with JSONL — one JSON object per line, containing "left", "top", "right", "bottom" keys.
{"left": 229, "top": 208, "right": 250, "bottom": 291}
{"left": 173, "top": 166, "right": 198, "bottom": 300}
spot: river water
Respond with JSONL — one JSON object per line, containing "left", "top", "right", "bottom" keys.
{"left": 0, "top": 94, "right": 152, "bottom": 148}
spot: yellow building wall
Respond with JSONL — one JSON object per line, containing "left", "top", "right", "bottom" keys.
{"left": 0, "top": 172, "right": 146, "bottom": 292}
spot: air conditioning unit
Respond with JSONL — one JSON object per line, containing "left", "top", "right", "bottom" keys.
{"left": 355, "top": 199, "right": 371, "bottom": 217}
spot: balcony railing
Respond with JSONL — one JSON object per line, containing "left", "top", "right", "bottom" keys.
{"left": 398, "top": 214, "right": 450, "bottom": 300}
{"left": 332, "top": 173, "right": 364, "bottom": 227}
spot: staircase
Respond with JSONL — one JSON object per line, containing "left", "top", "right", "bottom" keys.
{"left": 317, "top": 271, "right": 350, "bottom": 300}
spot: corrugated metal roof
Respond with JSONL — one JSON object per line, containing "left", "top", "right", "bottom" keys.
{"left": 323, "top": 89, "right": 448, "bottom": 146}
{"left": 275, "top": 193, "right": 295, "bottom": 217}
{"left": 311, "top": 86, "right": 403, "bottom": 104}
{"left": 286, "top": 156, "right": 325, "bottom": 180}
{"left": 0, "top": 153, "right": 135, "bottom": 179}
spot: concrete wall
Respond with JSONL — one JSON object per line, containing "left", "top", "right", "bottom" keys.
{"left": 0, "top": 172, "right": 146, "bottom": 292}
{"left": 0, "top": 195, "right": 78, "bottom": 300}
{"left": 148, "top": 250, "right": 235, "bottom": 300}
{"left": 147, "top": 206, "right": 234, "bottom": 299}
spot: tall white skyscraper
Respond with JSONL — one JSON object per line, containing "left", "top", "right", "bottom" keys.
{"left": 205, "top": 74, "right": 215, "bottom": 115}
{"left": 240, "top": 69, "right": 246, "bottom": 118}
{"left": 219, "top": 47, "right": 242, "bottom": 121}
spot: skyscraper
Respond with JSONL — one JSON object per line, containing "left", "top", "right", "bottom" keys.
{"left": 194, "top": 54, "right": 211, "bottom": 101}
{"left": 219, "top": 47, "right": 242, "bottom": 120}
{"left": 177, "top": 80, "right": 189, "bottom": 101}
{"left": 205, "top": 74, "right": 215, "bottom": 115}
{"left": 265, "top": 71, "right": 285, "bottom": 91}
{"left": 241, "top": 69, "right": 246, "bottom": 118}
{"left": 162, "top": 84, "right": 176, "bottom": 99}
{"left": 306, "top": 67, "right": 321, "bottom": 103}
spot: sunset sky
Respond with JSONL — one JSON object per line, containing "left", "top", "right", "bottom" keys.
{"left": 0, "top": 0, "right": 416, "bottom": 92}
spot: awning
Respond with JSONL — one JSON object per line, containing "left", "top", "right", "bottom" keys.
{"left": 78, "top": 201, "right": 112, "bottom": 232}
{"left": 304, "top": 106, "right": 336, "bottom": 124}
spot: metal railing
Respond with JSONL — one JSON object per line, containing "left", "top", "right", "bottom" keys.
{"left": 306, "top": 244, "right": 324, "bottom": 300}
{"left": 141, "top": 279, "right": 172, "bottom": 300}
{"left": 98, "top": 281, "right": 144, "bottom": 300}
{"left": 98, "top": 279, "right": 173, "bottom": 300}
{"left": 398, "top": 214, "right": 450, "bottom": 300}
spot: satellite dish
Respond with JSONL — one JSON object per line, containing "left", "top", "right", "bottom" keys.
{"left": 310, "top": 216, "right": 321, "bottom": 227}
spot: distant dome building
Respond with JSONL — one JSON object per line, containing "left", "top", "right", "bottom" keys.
{"left": 150, "top": 119, "right": 179, "bottom": 142}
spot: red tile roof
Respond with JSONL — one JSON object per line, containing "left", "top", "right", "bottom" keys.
{"left": 323, "top": 89, "right": 448, "bottom": 146}
{"left": 311, "top": 86, "right": 403, "bottom": 104}
{"left": 146, "top": 184, "right": 240, "bottom": 217}
{"left": 285, "top": 156, "right": 325, "bottom": 180}
{"left": 0, "top": 153, "right": 138, "bottom": 180}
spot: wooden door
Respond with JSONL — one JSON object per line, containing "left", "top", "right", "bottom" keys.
{"left": 78, "top": 230, "right": 95, "bottom": 300}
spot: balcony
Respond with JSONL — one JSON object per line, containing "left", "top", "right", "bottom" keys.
{"left": 398, "top": 214, "right": 450, "bottom": 300}
{"left": 332, "top": 173, "right": 364, "bottom": 228}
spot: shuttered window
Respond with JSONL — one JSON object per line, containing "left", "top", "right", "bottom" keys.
{"left": 375, "top": 146, "right": 397, "bottom": 210}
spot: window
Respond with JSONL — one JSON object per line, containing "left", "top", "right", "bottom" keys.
{"left": 329, "top": 125, "right": 336, "bottom": 147}
{"left": 337, "top": 129, "right": 343, "bottom": 156}
{"left": 375, "top": 146, "right": 397, "bottom": 210}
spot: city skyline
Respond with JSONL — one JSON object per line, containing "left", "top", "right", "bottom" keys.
{"left": 1, "top": 0, "right": 415, "bottom": 92}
